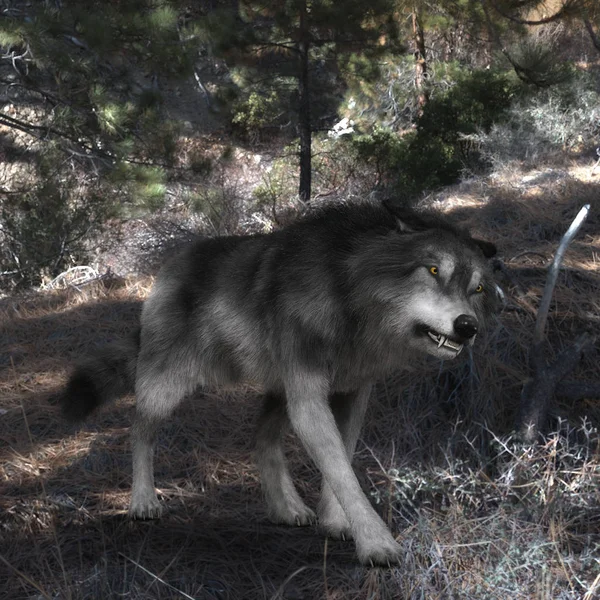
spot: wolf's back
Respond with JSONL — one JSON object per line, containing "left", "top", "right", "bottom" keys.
{"left": 58, "top": 330, "right": 140, "bottom": 422}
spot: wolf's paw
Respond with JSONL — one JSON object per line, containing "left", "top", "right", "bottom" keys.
{"left": 268, "top": 499, "right": 316, "bottom": 527}
{"left": 129, "top": 494, "right": 163, "bottom": 520}
{"left": 321, "top": 520, "right": 352, "bottom": 541}
{"left": 356, "top": 533, "right": 403, "bottom": 568}
{"left": 318, "top": 500, "right": 352, "bottom": 540}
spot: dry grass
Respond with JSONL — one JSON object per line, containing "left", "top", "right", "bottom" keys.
{"left": 1, "top": 164, "right": 599, "bottom": 599}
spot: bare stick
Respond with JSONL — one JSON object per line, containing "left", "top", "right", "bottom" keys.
{"left": 194, "top": 70, "right": 213, "bottom": 109}
{"left": 519, "top": 204, "right": 592, "bottom": 442}
{"left": 118, "top": 553, "right": 197, "bottom": 600}
{"left": 533, "top": 204, "right": 590, "bottom": 350}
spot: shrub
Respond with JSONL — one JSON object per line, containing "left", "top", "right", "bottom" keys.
{"left": 252, "top": 149, "right": 300, "bottom": 223}
{"left": 231, "top": 89, "right": 287, "bottom": 142}
{"left": 109, "top": 164, "right": 167, "bottom": 214}
{"left": 350, "top": 128, "right": 409, "bottom": 187}
{"left": 0, "top": 153, "right": 114, "bottom": 290}
{"left": 474, "top": 71, "right": 600, "bottom": 167}
{"left": 345, "top": 69, "right": 516, "bottom": 195}
{"left": 186, "top": 182, "right": 242, "bottom": 235}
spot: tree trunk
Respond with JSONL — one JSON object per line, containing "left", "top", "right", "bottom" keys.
{"left": 298, "top": 0, "right": 311, "bottom": 203}
{"left": 584, "top": 19, "right": 600, "bottom": 53}
{"left": 412, "top": 9, "right": 429, "bottom": 111}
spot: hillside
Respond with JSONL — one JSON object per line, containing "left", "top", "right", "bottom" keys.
{"left": 1, "top": 160, "right": 599, "bottom": 599}
{"left": 1, "top": 1, "right": 600, "bottom": 597}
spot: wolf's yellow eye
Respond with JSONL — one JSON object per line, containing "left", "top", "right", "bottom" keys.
{"left": 476, "top": 284, "right": 483, "bottom": 293}
{"left": 429, "top": 266, "right": 438, "bottom": 276}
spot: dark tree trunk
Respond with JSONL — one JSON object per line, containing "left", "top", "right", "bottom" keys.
{"left": 584, "top": 19, "right": 600, "bottom": 53}
{"left": 412, "top": 9, "right": 429, "bottom": 111}
{"left": 298, "top": 0, "right": 311, "bottom": 203}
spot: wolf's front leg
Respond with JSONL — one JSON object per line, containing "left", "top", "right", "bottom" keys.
{"left": 318, "top": 385, "right": 372, "bottom": 540}
{"left": 284, "top": 375, "right": 401, "bottom": 566}
{"left": 255, "top": 392, "right": 316, "bottom": 526}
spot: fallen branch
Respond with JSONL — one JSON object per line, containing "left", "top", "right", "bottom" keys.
{"left": 518, "top": 204, "right": 593, "bottom": 442}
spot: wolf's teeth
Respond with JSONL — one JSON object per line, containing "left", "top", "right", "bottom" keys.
{"left": 438, "top": 336, "right": 445, "bottom": 348}
{"left": 455, "top": 345, "right": 463, "bottom": 356}
{"left": 428, "top": 331, "right": 440, "bottom": 343}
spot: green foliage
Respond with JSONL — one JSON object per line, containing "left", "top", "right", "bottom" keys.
{"left": 418, "top": 69, "right": 515, "bottom": 143}
{"left": 109, "top": 164, "right": 167, "bottom": 213}
{"left": 351, "top": 128, "right": 408, "bottom": 183}
{"left": 0, "top": 151, "right": 115, "bottom": 289}
{"left": 0, "top": 1, "right": 202, "bottom": 288}
{"left": 187, "top": 149, "right": 213, "bottom": 177}
{"left": 186, "top": 184, "right": 241, "bottom": 235}
{"left": 0, "top": 24, "right": 24, "bottom": 47}
{"left": 232, "top": 90, "right": 286, "bottom": 139}
{"left": 200, "top": 0, "right": 397, "bottom": 142}
{"left": 337, "top": 53, "right": 401, "bottom": 130}
{"left": 252, "top": 158, "right": 298, "bottom": 219}
{"left": 509, "top": 38, "right": 574, "bottom": 88}
{"left": 348, "top": 69, "right": 515, "bottom": 194}
{"left": 339, "top": 52, "right": 383, "bottom": 86}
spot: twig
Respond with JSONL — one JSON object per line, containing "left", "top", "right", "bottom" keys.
{"left": 193, "top": 70, "right": 213, "bottom": 109}
{"left": 0, "top": 554, "right": 52, "bottom": 600}
{"left": 118, "top": 553, "right": 198, "bottom": 600}
{"left": 508, "top": 250, "right": 548, "bottom": 264}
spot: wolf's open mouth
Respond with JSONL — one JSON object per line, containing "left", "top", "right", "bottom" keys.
{"left": 427, "top": 330, "right": 464, "bottom": 356}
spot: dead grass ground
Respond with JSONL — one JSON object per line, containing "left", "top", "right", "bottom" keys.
{"left": 1, "top": 163, "right": 599, "bottom": 599}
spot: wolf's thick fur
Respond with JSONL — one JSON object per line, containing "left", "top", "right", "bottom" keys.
{"left": 59, "top": 201, "right": 498, "bottom": 566}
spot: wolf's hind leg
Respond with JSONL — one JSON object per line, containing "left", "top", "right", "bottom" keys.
{"left": 129, "top": 370, "right": 192, "bottom": 519}
{"left": 129, "top": 412, "right": 164, "bottom": 519}
{"left": 255, "top": 392, "right": 316, "bottom": 526}
{"left": 318, "top": 385, "right": 372, "bottom": 540}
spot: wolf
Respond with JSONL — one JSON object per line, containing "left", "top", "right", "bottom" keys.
{"left": 58, "top": 200, "right": 499, "bottom": 566}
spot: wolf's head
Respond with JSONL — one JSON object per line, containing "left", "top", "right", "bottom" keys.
{"left": 350, "top": 203, "right": 500, "bottom": 361}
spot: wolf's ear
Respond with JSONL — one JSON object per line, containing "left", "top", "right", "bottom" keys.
{"left": 382, "top": 198, "right": 431, "bottom": 233}
{"left": 473, "top": 238, "right": 497, "bottom": 258}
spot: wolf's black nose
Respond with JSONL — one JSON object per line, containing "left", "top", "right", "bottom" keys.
{"left": 454, "top": 314, "right": 478, "bottom": 339}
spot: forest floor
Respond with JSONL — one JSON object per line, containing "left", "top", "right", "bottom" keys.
{"left": 1, "top": 157, "right": 600, "bottom": 599}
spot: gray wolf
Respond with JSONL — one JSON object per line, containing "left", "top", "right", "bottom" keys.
{"left": 58, "top": 201, "right": 498, "bottom": 566}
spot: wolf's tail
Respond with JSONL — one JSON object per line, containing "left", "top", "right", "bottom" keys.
{"left": 58, "top": 329, "right": 140, "bottom": 422}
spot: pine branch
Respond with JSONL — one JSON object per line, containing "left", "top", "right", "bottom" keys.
{"left": 480, "top": 0, "right": 555, "bottom": 87}
{"left": 488, "top": 0, "right": 579, "bottom": 26}
{"left": 0, "top": 111, "right": 70, "bottom": 140}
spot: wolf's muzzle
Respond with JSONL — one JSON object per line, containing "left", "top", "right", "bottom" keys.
{"left": 453, "top": 314, "right": 478, "bottom": 340}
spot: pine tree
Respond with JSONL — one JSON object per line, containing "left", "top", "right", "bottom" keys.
{"left": 480, "top": 0, "right": 600, "bottom": 83}
{"left": 199, "top": 0, "right": 399, "bottom": 203}
{"left": 392, "top": 0, "right": 493, "bottom": 111}
{"left": 0, "top": 1, "right": 199, "bottom": 288}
